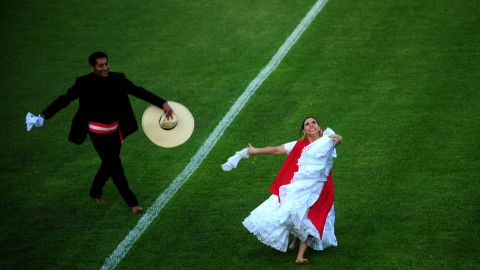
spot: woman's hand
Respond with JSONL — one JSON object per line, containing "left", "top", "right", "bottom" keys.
{"left": 247, "top": 144, "right": 257, "bottom": 156}
{"left": 329, "top": 134, "right": 343, "bottom": 146}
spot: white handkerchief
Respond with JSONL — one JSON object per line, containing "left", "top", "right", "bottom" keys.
{"left": 323, "top": 127, "right": 337, "bottom": 158}
{"left": 221, "top": 148, "right": 249, "bottom": 172}
{"left": 26, "top": 112, "right": 44, "bottom": 131}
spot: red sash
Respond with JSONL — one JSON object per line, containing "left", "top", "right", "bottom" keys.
{"left": 269, "top": 139, "right": 334, "bottom": 239}
{"left": 88, "top": 121, "right": 123, "bottom": 144}
{"left": 88, "top": 121, "right": 119, "bottom": 134}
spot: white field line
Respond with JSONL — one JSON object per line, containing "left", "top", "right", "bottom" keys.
{"left": 100, "top": 0, "right": 329, "bottom": 269}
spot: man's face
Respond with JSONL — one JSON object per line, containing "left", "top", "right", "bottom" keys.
{"left": 92, "top": 57, "right": 109, "bottom": 77}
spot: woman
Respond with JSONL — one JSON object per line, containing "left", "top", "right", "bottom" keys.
{"left": 242, "top": 117, "right": 342, "bottom": 264}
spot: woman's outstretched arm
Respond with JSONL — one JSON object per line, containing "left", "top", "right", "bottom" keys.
{"left": 247, "top": 144, "right": 287, "bottom": 156}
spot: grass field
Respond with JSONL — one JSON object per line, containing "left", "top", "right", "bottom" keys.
{"left": 1, "top": 0, "right": 479, "bottom": 269}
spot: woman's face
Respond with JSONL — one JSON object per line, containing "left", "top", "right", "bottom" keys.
{"left": 303, "top": 118, "right": 322, "bottom": 136}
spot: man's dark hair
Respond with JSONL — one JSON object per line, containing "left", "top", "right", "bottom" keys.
{"left": 88, "top": 51, "right": 108, "bottom": 66}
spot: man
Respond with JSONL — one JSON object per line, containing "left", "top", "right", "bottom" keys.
{"left": 36, "top": 51, "right": 173, "bottom": 214}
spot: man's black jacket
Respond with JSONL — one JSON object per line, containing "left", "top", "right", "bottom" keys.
{"left": 42, "top": 72, "right": 166, "bottom": 144}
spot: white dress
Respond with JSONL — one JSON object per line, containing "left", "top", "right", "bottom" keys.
{"left": 242, "top": 128, "right": 338, "bottom": 252}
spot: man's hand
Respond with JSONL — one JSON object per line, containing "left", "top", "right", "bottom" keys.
{"left": 162, "top": 102, "right": 173, "bottom": 119}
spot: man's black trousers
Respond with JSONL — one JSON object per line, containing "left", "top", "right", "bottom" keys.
{"left": 88, "top": 131, "right": 139, "bottom": 207}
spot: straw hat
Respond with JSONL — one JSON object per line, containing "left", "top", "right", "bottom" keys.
{"left": 141, "top": 101, "right": 194, "bottom": 148}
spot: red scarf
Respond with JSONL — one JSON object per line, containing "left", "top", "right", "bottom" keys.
{"left": 269, "top": 139, "right": 334, "bottom": 239}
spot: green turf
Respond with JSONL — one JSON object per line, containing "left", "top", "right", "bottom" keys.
{"left": 1, "top": 0, "right": 479, "bottom": 269}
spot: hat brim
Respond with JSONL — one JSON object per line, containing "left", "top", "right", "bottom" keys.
{"left": 141, "top": 101, "right": 194, "bottom": 148}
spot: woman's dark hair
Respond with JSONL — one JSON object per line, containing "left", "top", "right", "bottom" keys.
{"left": 88, "top": 51, "right": 108, "bottom": 66}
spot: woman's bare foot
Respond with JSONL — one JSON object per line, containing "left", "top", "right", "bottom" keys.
{"left": 295, "top": 258, "right": 309, "bottom": 264}
{"left": 289, "top": 238, "right": 299, "bottom": 250}
{"left": 296, "top": 240, "right": 309, "bottom": 264}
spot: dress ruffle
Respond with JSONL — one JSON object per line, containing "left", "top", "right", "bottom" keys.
{"left": 242, "top": 182, "right": 337, "bottom": 252}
